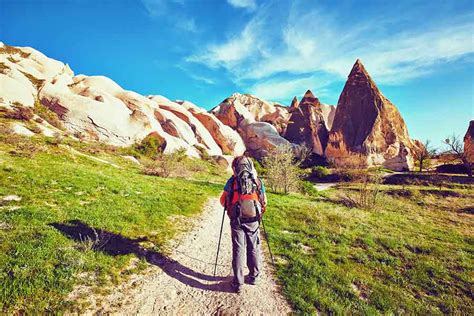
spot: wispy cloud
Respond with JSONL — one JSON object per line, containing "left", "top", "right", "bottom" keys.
{"left": 141, "top": 0, "right": 199, "bottom": 33}
{"left": 187, "top": 1, "right": 474, "bottom": 96}
{"left": 249, "top": 74, "right": 334, "bottom": 102}
{"left": 227, "top": 0, "right": 257, "bottom": 11}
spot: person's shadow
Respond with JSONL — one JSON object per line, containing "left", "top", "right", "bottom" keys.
{"left": 49, "top": 220, "right": 234, "bottom": 293}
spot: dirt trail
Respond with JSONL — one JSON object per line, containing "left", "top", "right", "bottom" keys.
{"left": 89, "top": 198, "right": 291, "bottom": 315}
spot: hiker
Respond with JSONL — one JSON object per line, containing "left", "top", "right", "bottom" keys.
{"left": 220, "top": 155, "right": 267, "bottom": 293}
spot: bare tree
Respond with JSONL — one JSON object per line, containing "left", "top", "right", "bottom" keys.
{"left": 414, "top": 140, "right": 437, "bottom": 172}
{"left": 443, "top": 134, "right": 473, "bottom": 178}
{"left": 263, "top": 144, "right": 302, "bottom": 194}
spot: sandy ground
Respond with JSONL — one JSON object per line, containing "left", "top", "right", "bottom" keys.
{"left": 85, "top": 198, "right": 291, "bottom": 315}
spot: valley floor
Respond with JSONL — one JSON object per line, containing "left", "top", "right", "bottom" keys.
{"left": 81, "top": 198, "right": 291, "bottom": 314}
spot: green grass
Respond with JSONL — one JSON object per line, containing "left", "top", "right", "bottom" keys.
{"left": 0, "top": 135, "right": 224, "bottom": 313}
{"left": 265, "top": 185, "right": 473, "bottom": 314}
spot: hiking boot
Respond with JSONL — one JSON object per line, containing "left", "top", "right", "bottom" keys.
{"left": 231, "top": 282, "right": 242, "bottom": 294}
{"left": 246, "top": 274, "right": 259, "bottom": 285}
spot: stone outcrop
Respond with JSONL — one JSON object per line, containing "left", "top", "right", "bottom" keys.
{"left": 0, "top": 42, "right": 246, "bottom": 159}
{"left": 464, "top": 120, "right": 474, "bottom": 163}
{"left": 176, "top": 100, "right": 246, "bottom": 156}
{"left": 284, "top": 90, "right": 329, "bottom": 155}
{"left": 211, "top": 93, "right": 291, "bottom": 134}
{"left": 325, "top": 59, "right": 415, "bottom": 170}
{"left": 211, "top": 93, "right": 292, "bottom": 157}
{"left": 239, "top": 121, "right": 291, "bottom": 159}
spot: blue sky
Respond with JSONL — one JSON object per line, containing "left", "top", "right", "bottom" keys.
{"left": 1, "top": 0, "right": 473, "bottom": 147}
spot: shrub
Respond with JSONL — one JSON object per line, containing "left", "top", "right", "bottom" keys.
{"left": 299, "top": 181, "right": 319, "bottom": 197}
{"left": 312, "top": 166, "right": 330, "bottom": 179}
{"left": 194, "top": 145, "right": 212, "bottom": 162}
{"left": 8, "top": 141, "right": 44, "bottom": 158}
{"left": 339, "top": 170, "right": 383, "bottom": 210}
{"left": 0, "top": 123, "right": 14, "bottom": 135}
{"left": 142, "top": 149, "right": 190, "bottom": 178}
{"left": 134, "top": 134, "right": 165, "bottom": 158}
{"left": 33, "top": 99, "right": 63, "bottom": 129}
{"left": 45, "top": 133, "right": 64, "bottom": 146}
{"left": 263, "top": 144, "right": 304, "bottom": 194}
{"left": 1, "top": 104, "right": 34, "bottom": 121}
{"left": 25, "top": 122, "right": 42, "bottom": 134}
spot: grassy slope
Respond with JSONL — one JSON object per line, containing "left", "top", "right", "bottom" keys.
{"left": 0, "top": 135, "right": 223, "bottom": 312}
{"left": 265, "top": 185, "right": 473, "bottom": 314}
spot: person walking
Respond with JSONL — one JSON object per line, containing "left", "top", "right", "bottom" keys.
{"left": 219, "top": 156, "right": 267, "bottom": 294}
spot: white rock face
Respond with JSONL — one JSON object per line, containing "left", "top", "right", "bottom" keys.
{"left": 211, "top": 93, "right": 291, "bottom": 157}
{"left": 0, "top": 43, "right": 247, "bottom": 159}
{"left": 211, "top": 93, "right": 290, "bottom": 133}
{"left": 182, "top": 101, "right": 246, "bottom": 156}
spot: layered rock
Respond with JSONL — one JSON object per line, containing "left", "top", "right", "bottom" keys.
{"left": 464, "top": 120, "right": 474, "bottom": 163}
{"left": 211, "top": 93, "right": 290, "bottom": 134}
{"left": 325, "top": 59, "right": 415, "bottom": 170}
{"left": 211, "top": 93, "right": 292, "bottom": 158}
{"left": 0, "top": 43, "right": 246, "bottom": 159}
{"left": 284, "top": 90, "right": 329, "bottom": 155}
{"left": 177, "top": 100, "right": 246, "bottom": 156}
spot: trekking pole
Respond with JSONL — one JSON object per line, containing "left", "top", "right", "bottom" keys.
{"left": 213, "top": 207, "right": 226, "bottom": 277}
{"left": 261, "top": 216, "right": 275, "bottom": 266}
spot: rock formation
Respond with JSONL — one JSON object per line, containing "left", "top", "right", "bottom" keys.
{"left": 0, "top": 42, "right": 245, "bottom": 159}
{"left": 284, "top": 90, "right": 329, "bottom": 155}
{"left": 211, "top": 93, "right": 290, "bottom": 134}
{"left": 0, "top": 43, "right": 421, "bottom": 171}
{"left": 464, "top": 120, "right": 474, "bottom": 163}
{"left": 325, "top": 59, "right": 415, "bottom": 170}
{"left": 211, "top": 93, "right": 291, "bottom": 157}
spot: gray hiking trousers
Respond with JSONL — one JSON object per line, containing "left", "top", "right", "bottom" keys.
{"left": 230, "top": 220, "right": 261, "bottom": 286}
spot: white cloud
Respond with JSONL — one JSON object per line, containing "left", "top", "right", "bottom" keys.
{"left": 186, "top": 19, "right": 261, "bottom": 68}
{"left": 227, "top": 0, "right": 257, "bottom": 11}
{"left": 249, "top": 76, "right": 332, "bottom": 103}
{"left": 141, "top": 0, "right": 199, "bottom": 33}
{"left": 188, "top": 2, "right": 474, "bottom": 91}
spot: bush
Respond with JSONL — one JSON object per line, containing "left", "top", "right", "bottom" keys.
{"left": 0, "top": 123, "right": 14, "bottom": 135}
{"left": 134, "top": 134, "right": 165, "bottom": 158}
{"left": 25, "top": 122, "right": 42, "bottom": 134}
{"left": 142, "top": 149, "right": 190, "bottom": 178}
{"left": 45, "top": 133, "right": 64, "bottom": 146}
{"left": 1, "top": 104, "right": 34, "bottom": 121}
{"left": 312, "top": 166, "right": 330, "bottom": 179}
{"left": 299, "top": 181, "right": 319, "bottom": 197}
{"left": 263, "top": 144, "right": 304, "bottom": 194}
{"left": 339, "top": 170, "right": 383, "bottom": 210}
{"left": 33, "top": 99, "right": 63, "bottom": 129}
{"left": 194, "top": 145, "right": 212, "bottom": 162}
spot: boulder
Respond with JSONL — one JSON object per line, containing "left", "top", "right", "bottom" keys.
{"left": 284, "top": 90, "right": 329, "bottom": 156}
{"left": 239, "top": 120, "right": 291, "bottom": 159}
{"left": 325, "top": 59, "right": 415, "bottom": 171}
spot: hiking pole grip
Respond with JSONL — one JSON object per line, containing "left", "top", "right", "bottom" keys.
{"left": 213, "top": 207, "right": 226, "bottom": 277}
{"left": 261, "top": 216, "right": 275, "bottom": 266}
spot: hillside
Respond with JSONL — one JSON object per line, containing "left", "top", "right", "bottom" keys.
{"left": 1, "top": 133, "right": 473, "bottom": 314}
{"left": 1, "top": 43, "right": 420, "bottom": 171}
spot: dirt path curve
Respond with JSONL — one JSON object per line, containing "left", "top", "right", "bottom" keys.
{"left": 93, "top": 198, "right": 291, "bottom": 315}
